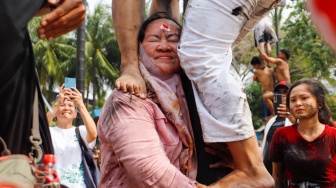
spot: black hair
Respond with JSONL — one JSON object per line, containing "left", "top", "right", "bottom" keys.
{"left": 138, "top": 12, "right": 182, "bottom": 43}
{"left": 286, "top": 78, "right": 333, "bottom": 126}
{"left": 280, "top": 49, "right": 291, "bottom": 60}
{"left": 250, "top": 56, "right": 261, "bottom": 65}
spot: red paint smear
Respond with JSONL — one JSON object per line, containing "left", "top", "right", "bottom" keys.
{"left": 162, "top": 24, "right": 168, "bottom": 29}
{"left": 313, "top": 0, "right": 336, "bottom": 31}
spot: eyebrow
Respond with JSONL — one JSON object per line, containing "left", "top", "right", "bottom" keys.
{"left": 147, "top": 33, "right": 179, "bottom": 37}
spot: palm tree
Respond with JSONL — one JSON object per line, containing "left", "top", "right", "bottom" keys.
{"left": 85, "top": 3, "right": 120, "bottom": 109}
{"left": 32, "top": 29, "right": 77, "bottom": 101}
{"left": 29, "top": 4, "right": 120, "bottom": 108}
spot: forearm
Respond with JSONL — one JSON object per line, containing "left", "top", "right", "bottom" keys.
{"left": 46, "top": 111, "right": 54, "bottom": 125}
{"left": 77, "top": 104, "right": 97, "bottom": 143}
{"left": 112, "top": 0, "right": 144, "bottom": 72}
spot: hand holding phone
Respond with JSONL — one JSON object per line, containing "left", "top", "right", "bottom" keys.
{"left": 273, "top": 93, "right": 283, "bottom": 115}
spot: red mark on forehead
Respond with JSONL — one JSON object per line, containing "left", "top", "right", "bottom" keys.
{"left": 160, "top": 24, "right": 170, "bottom": 32}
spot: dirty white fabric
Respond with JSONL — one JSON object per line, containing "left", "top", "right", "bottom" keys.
{"left": 178, "top": 0, "right": 279, "bottom": 142}
{"left": 254, "top": 16, "right": 278, "bottom": 46}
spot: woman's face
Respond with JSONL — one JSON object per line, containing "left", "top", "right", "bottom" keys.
{"left": 56, "top": 99, "right": 77, "bottom": 120}
{"left": 289, "top": 84, "right": 319, "bottom": 120}
{"left": 142, "top": 18, "right": 181, "bottom": 74}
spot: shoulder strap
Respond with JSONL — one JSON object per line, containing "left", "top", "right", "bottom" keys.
{"left": 29, "top": 87, "right": 43, "bottom": 163}
{"left": 75, "top": 127, "right": 87, "bottom": 152}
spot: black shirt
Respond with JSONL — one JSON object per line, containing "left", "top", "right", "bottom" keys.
{"left": 0, "top": 0, "right": 54, "bottom": 155}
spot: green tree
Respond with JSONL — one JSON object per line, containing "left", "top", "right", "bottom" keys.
{"left": 281, "top": 0, "right": 336, "bottom": 85}
{"left": 85, "top": 3, "right": 120, "bottom": 109}
{"left": 245, "top": 83, "right": 264, "bottom": 129}
{"left": 28, "top": 4, "right": 121, "bottom": 109}
{"left": 29, "top": 16, "right": 77, "bottom": 101}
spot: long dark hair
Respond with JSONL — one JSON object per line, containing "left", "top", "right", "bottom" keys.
{"left": 286, "top": 78, "right": 334, "bottom": 126}
{"left": 138, "top": 12, "right": 182, "bottom": 43}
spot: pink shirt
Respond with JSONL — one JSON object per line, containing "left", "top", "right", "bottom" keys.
{"left": 98, "top": 90, "right": 197, "bottom": 188}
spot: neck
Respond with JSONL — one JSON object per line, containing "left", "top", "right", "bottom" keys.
{"left": 297, "top": 118, "right": 324, "bottom": 135}
{"left": 57, "top": 120, "right": 73, "bottom": 129}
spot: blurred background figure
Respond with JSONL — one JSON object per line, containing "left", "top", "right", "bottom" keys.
{"left": 261, "top": 81, "right": 294, "bottom": 175}
{"left": 254, "top": 16, "right": 278, "bottom": 67}
{"left": 47, "top": 84, "right": 97, "bottom": 188}
{"left": 91, "top": 109, "right": 101, "bottom": 169}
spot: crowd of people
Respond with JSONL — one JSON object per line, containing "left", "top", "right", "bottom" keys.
{"left": 1, "top": 0, "right": 336, "bottom": 187}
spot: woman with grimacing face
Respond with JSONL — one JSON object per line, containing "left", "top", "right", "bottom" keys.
{"left": 270, "top": 78, "right": 336, "bottom": 187}
{"left": 97, "top": 13, "right": 210, "bottom": 187}
{"left": 141, "top": 18, "right": 181, "bottom": 74}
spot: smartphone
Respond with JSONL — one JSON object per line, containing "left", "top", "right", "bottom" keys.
{"left": 64, "top": 77, "right": 76, "bottom": 91}
{"left": 273, "top": 93, "right": 283, "bottom": 115}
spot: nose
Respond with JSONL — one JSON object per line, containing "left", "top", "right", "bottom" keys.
{"left": 158, "top": 40, "right": 171, "bottom": 51}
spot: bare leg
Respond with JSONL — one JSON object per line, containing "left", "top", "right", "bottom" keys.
{"left": 112, "top": 0, "right": 147, "bottom": 98}
{"left": 149, "top": 0, "right": 180, "bottom": 21}
{"left": 178, "top": 0, "right": 276, "bottom": 186}
{"left": 258, "top": 43, "right": 269, "bottom": 67}
{"left": 263, "top": 92, "right": 274, "bottom": 116}
{"left": 209, "top": 137, "right": 273, "bottom": 188}
{"left": 266, "top": 43, "right": 272, "bottom": 57}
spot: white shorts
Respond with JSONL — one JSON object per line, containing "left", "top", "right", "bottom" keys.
{"left": 178, "top": 0, "right": 279, "bottom": 142}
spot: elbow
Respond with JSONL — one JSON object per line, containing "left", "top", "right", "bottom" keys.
{"left": 88, "top": 131, "right": 98, "bottom": 143}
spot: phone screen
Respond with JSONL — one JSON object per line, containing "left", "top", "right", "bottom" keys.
{"left": 273, "top": 93, "right": 283, "bottom": 115}
{"left": 64, "top": 77, "right": 76, "bottom": 90}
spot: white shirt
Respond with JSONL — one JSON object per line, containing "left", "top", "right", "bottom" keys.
{"left": 261, "top": 116, "right": 292, "bottom": 153}
{"left": 49, "top": 125, "right": 96, "bottom": 188}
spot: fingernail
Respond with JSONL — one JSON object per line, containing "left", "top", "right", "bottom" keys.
{"left": 140, "top": 93, "right": 146, "bottom": 99}
{"left": 41, "top": 21, "right": 47, "bottom": 26}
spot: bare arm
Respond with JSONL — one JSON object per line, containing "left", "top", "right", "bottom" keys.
{"left": 46, "top": 102, "right": 59, "bottom": 125}
{"left": 273, "top": 162, "right": 285, "bottom": 188}
{"left": 258, "top": 46, "right": 282, "bottom": 65}
{"left": 253, "top": 71, "right": 259, "bottom": 82}
{"left": 68, "top": 88, "right": 97, "bottom": 143}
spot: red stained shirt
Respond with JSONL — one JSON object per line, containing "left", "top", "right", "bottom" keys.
{"left": 270, "top": 124, "right": 336, "bottom": 185}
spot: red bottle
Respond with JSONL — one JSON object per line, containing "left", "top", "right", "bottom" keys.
{"left": 43, "top": 154, "right": 60, "bottom": 183}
